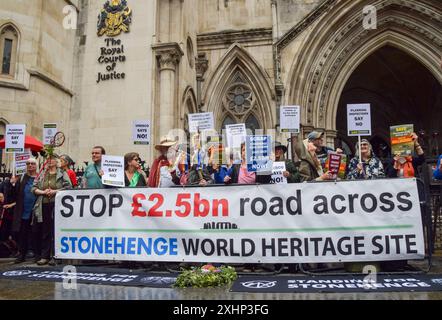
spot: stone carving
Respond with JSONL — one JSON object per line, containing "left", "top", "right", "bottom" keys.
{"left": 97, "top": 0, "right": 132, "bottom": 37}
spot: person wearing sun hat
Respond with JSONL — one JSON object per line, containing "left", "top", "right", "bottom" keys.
{"left": 147, "top": 135, "right": 180, "bottom": 187}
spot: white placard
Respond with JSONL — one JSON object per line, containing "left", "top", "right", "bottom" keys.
{"left": 43, "top": 123, "right": 57, "bottom": 146}
{"left": 5, "top": 124, "right": 26, "bottom": 153}
{"left": 347, "top": 104, "right": 371, "bottom": 136}
{"left": 15, "top": 149, "right": 31, "bottom": 176}
{"left": 271, "top": 161, "right": 287, "bottom": 184}
{"left": 101, "top": 155, "right": 125, "bottom": 187}
{"left": 280, "top": 105, "right": 300, "bottom": 133}
{"left": 246, "top": 135, "right": 273, "bottom": 174}
{"left": 188, "top": 112, "right": 214, "bottom": 133}
{"left": 132, "top": 120, "right": 150, "bottom": 145}
{"left": 225, "top": 123, "right": 247, "bottom": 149}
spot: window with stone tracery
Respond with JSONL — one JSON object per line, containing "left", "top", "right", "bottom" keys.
{"left": 220, "top": 71, "right": 261, "bottom": 134}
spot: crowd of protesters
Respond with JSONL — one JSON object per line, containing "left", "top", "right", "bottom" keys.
{"left": 0, "top": 128, "right": 441, "bottom": 270}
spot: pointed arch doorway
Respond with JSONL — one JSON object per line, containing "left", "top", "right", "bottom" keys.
{"left": 336, "top": 45, "right": 442, "bottom": 158}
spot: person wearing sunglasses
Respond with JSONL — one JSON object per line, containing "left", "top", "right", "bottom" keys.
{"left": 347, "top": 139, "right": 385, "bottom": 180}
{"left": 124, "top": 152, "right": 147, "bottom": 187}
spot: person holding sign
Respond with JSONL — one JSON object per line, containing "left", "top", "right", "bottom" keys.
{"left": 385, "top": 132, "right": 425, "bottom": 178}
{"left": 124, "top": 152, "right": 147, "bottom": 187}
{"left": 274, "top": 142, "right": 300, "bottom": 183}
{"left": 434, "top": 155, "right": 442, "bottom": 180}
{"left": 347, "top": 140, "right": 385, "bottom": 180}
{"left": 31, "top": 154, "right": 71, "bottom": 266}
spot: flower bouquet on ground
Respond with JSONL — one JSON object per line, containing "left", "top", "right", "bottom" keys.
{"left": 174, "top": 264, "right": 237, "bottom": 288}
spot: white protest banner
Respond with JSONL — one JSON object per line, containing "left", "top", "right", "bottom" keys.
{"left": 188, "top": 112, "right": 214, "bottom": 133}
{"left": 55, "top": 179, "right": 425, "bottom": 263}
{"left": 280, "top": 105, "right": 300, "bottom": 133}
{"left": 225, "top": 123, "right": 246, "bottom": 149}
{"left": 15, "top": 149, "right": 31, "bottom": 176}
{"left": 347, "top": 104, "right": 371, "bottom": 136}
{"left": 43, "top": 123, "right": 57, "bottom": 146}
{"left": 101, "top": 155, "right": 125, "bottom": 187}
{"left": 246, "top": 135, "right": 273, "bottom": 174}
{"left": 132, "top": 120, "right": 150, "bottom": 145}
{"left": 270, "top": 161, "right": 287, "bottom": 184}
{"left": 5, "top": 124, "right": 25, "bottom": 153}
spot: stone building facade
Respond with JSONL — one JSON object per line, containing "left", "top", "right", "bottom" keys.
{"left": 0, "top": 0, "right": 441, "bottom": 166}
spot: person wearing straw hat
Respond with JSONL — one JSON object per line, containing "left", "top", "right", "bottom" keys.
{"left": 147, "top": 136, "right": 180, "bottom": 188}
{"left": 274, "top": 141, "right": 300, "bottom": 183}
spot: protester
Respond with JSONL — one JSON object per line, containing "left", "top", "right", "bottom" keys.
{"left": 124, "top": 152, "right": 147, "bottom": 187}
{"left": 208, "top": 148, "right": 234, "bottom": 184}
{"left": 60, "top": 154, "right": 78, "bottom": 188}
{"left": 11, "top": 158, "right": 38, "bottom": 263}
{"left": 385, "top": 133, "right": 425, "bottom": 178}
{"left": 32, "top": 154, "right": 72, "bottom": 266}
{"left": 83, "top": 146, "right": 105, "bottom": 188}
{"left": 347, "top": 139, "right": 385, "bottom": 180}
{"left": 224, "top": 142, "right": 271, "bottom": 184}
{"left": 274, "top": 141, "right": 300, "bottom": 183}
{"left": 307, "top": 131, "right": 342, "bottom": 169}
{"left": 295, "top": 138, "right": 334, "bottom": 182}
{"left": 148, "top": 136, "right": 180, "bottom": 187}
{"left": 434, "top": 154, "right": 442, "bottom": 180}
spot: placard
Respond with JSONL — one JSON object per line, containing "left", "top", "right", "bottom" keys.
{"left": 270, "top": 161, "right": 287, "bottom": 184}
{"left": 225, "top": 124, "right": 246, "bottom": 149}
{"left": 5, "top": 124, "right": 25, "bottom": 153}
{"left": 327, "top": 153, "right": 342, "bottom": 179}
{"left": 132, "top": 120, "right": 150, "bottom": 145}
{"left": 280, "top": 105, "right": 300, "bottom": 133}
{"left": 390, "top": 124, "right": 414, "bottom": 156}
{"left": 347, "top": 104, "right": 371, "bottom": 136}
{"left": 188, "top": 113, "right": 214, "bottom": 133}
{"left": 43, "top": 123, "right": 57, "bottom": 146}
{"left": 246, "top": 135, "right": 273, "bottom": 174}
{"left": 15, "top": 149, "right": 31, "bottom": 176}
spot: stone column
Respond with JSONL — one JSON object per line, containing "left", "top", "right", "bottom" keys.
{"left": 195, "top": 53, "right": 208, "bottom": 111}
{"left": 152, "top": 43, "right": 183, "bottom": 138}
{"left": 325, "top": 129, "right": 338, "bottom": 149}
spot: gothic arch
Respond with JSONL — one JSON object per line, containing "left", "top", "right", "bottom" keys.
{"left": 284, "top": 0, "right": 441, "bottom": 138}
{"left": 202, "top": 43, "right": 275, "bottom": 130}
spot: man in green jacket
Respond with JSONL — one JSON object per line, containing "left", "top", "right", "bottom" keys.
{"left": 274, "top": 141, "right": 300, "bottom": 183}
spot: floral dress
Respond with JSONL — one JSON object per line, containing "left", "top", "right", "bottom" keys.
{"left": 347, "top": 155, "right": 385, "bottom": 180}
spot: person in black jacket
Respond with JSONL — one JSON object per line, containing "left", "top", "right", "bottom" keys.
{"left": 124, "top": 152, "right": 147, "bottom": 187}
{"left": 385, "top": 132, "right": 425, "bottom": 179}
{"left": 224, "top": 142, "right": 271, "bottom": 185}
